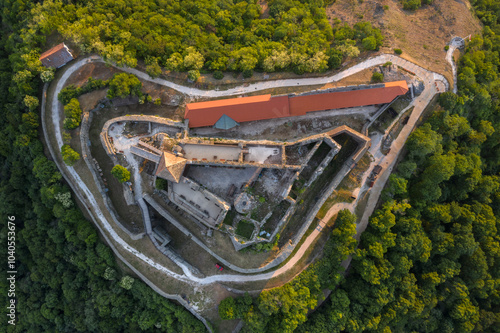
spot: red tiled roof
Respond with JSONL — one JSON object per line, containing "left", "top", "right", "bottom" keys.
{"left": 289, "top": 81, "right": 408, "bottom": 116}
{"left": 39, "top": 43, "right": 74, "bottom": 68}
{"left": 184, "top": 81, "right": 408, "bottom": 128}
{"left": 185, "top": 95, "right": 290, "bottom": 128}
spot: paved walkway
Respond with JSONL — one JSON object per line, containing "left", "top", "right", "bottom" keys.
{"left": 43, "top": 53, "right": 447, "bottom": 286}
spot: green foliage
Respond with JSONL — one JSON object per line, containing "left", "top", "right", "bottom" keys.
{"left": 24, "top": 95, "right": 39, "bottom": 111}
{"left": 221, "top": 211, "right": 357, "bottom": 331}
{"left": 40, "top": 67, "right": 55, "bottom": 82}
{"left": 58, "top": 85, "right": 81, "bottom": 104}
{"left": 154, "top": 98, "right": 162, "bottom": 105}
{"left": 236, "top": 220, "right": 255, "bottom": 239}
{"left": 383, "top": 61, "right": 392, "bottom": 67}
{"left": 213, "top": 71, "right": 224, "bottom": 80}
{"left": 362, "top": 36, "right": 378, "bottom": 50}
{"left": 58, "top": 77, "right": 109, "bottom": 105}
{"left": 187, "top": 69, "right": 200, "bottom": 82}
{"left": 61, "top": 144, "right": 80, "bottom": 166}
{"left": 63, "top": 98, "right": 82, "bottom": 130}
{"left": 243, "top": 69, "right": 253, "bottom": 78}
{"left": 106, "top": 73, "right": 142, "bottom": 99}
{"left": 371, "top": 72, "right": 384, "bottom": 82}
{"left": 111, "top": 165, "right": 131, "bottom": 183}
{"left": 27, "top": 1, "right": 386, "bottom": 76}
{"left": 119, "top": 276, "right": 135, "bottom": 290}
{"left": 0, "top": 3, "right": 207, "bottom": 332}
{"left": 155, "top": 178, "right": 168, "bottom": 190}
{"left": 445, "top": 45, "right": 450, "bottom": 51}
{"left": 218, "top": 297, "right": 236, "bottom": 320}
{"left": 402, "top": 0, "right": 422, "bottom": 10}
{"left": 145, "top": 57, "right": 162, "bottom": 78}
{"left": 300, "top": 4, "right": 500, "bottom": 330}
{"left": 394, "top": 48, "right": 403, "bottom": 55}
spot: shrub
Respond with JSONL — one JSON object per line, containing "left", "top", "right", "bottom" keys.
{"left": 213, "top": 71, "right": 224, "bottom": 80}
{"left": 111, "top": 165, "right": 131, "bottom": 183}
{"left": 154, "top": 98, "right": 162, "bottom": 105}
{"left": 362, "top": 36, "right": 378, "bottom": 50}
{"left": 383, "top": 5, "right": 389, "bottom": 9}
{"left": 444, "top": 45, "right": 450, "bottom": 51}
{"left": 242, "top": 69, "right": 253, "bottom": 78}
{"left": 236, "top": 220, "right": 255, "bottom": 239}
{"left": 218, "top": 297, "right": 236, "bottom": 320}
{"left": 61, "top": 145, "right": 80, "bottom": 166}
{"left": 24, "top": 95, "right": 39, "bottom": 111}
{"left": 372, "top": 72, "right": 384, "bottom": 83}
{"left": 187, "top": 69, "right": 200, "bottom": 82}
{"left": 394, "top": 48, "right": 403, "bottom": 55}
{"left": 155, "top": 178, "right": 168, "bottom": 190}
{"left": 383, "top": 61, "right": 393, "bottom": 67}
{"left": 58, "top": 85, "right": 81, "bottom": 105}
{"left": 40, "top": 67, "right": 55, "bottom": 82}
{"left": 107, "top": 73, "right": 142, "bottom": 99}
{"left": 63, "top": 98, "right": 82, "bottom": 130}
{"left": 402, "top": 0, "right": 421, "bottom": 10}
{"left": 327, "top": 48, "right": 343, "bottom": 69}
{"left": 119, "top": 276, "right": 134, "bottom": 290}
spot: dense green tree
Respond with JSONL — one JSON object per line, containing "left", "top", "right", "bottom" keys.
{"left": 106, "top": 73, "right": 142, "bottom": 99}
{"left": 111, "top": 165, "right": 131, "bottom": 183}
{"left": 61, "top": 145, "right": 80, "bottom": 166}
{"left": 63, "top": 98, "right": 82, "bottom": 130}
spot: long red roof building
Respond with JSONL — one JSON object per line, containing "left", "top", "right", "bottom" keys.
{"left": 185, "top": 81, "right": 408, "bottom": 128}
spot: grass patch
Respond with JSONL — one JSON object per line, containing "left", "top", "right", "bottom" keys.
{"left": 235, "top": 220, "right": 255, "bottom": 239}
{"left": 317, "top": 191, "right": 354, "bottom": 219}
{"left": 261, "top": 200, "right": 291, "bottom": 235}
{"left": 223, "top": 209, "right": 236, "bottom": 226}
{"left": 299, "top": 142, "right": 331, "bottom": 181}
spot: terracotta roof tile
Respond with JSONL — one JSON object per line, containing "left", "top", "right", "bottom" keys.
{"left": 184, "top": 81, "right": 408, "bottom": 128}
{"left": 289, "top": 81, "right": 409, "bottom": 116}
{"left": 155, "top": 152, "right": 187, "bottom": 183}
{"left": 185, "top": 95, "right": 290, "bottom": 128}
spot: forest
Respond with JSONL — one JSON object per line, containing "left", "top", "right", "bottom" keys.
{"left": 29, "top": 0, "right": 382, "bottom": 75}
{"left": 218, "top": 0, "right": 500, "bottom": 332}
{"left": 0, "top": 1, "right": 206, "bottom": 332}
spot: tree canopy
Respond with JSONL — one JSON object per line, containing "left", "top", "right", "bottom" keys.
{"left": 29, "top": 0, "right": 383, "bottom": 74}
{"left": 111, "top": 165, "right": 131, "bottom": 183}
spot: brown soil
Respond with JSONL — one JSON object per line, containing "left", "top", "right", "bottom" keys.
{"left": 65, "top": 62, "right": 120, "bottom": 87}
{"left": 327, "top": 0, "right": 482, "bottom": 84}
{"left": 321, "top": 67, "right": 374, "bottom": 89}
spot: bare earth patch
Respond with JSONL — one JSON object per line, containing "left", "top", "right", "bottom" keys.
{"left": 327, "top": 0, "right": 482, "bottom": 84}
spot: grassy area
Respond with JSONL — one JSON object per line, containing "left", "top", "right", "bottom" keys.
{"left": 316, "top": 191, "right": 354, "bottom": 220}
{"left": 223, "top": 209, "right": 236, "bottom": 226}
{"left": 300, "top": 142, "right": 331, "bottom": 181}
{"left": 261, "top": 200, "right": 291, "bottom": 235}
{"left": 354, "top": 190, "right": 370, "bottom": 222}
{"left": 235, "top": 220, "right": 255, "bottom": 240}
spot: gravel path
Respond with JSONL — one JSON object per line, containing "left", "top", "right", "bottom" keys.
{"left": 446, "top": 37, "right": 465, "bottom": 93}
{"left": 46, "top": 54, "right": 447, "bottom": 285}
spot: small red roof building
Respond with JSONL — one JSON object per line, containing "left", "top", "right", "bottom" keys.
{"left": 184, "top": 81, "right": 409, "bottom": 128}
{"left": 39, "top": 43, "right": 74, "bottom": 68}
